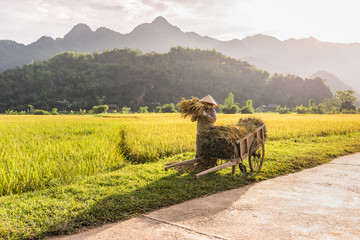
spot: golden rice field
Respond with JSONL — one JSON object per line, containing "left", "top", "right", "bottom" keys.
{"left": 118, "top": 113, "right": 360, "bottom": 161}
{"left": 1, "top": 113, "right": 360, "bottom": 196}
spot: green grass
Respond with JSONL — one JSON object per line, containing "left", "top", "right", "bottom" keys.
{"left": 1, "top": 132, "right": 360, "bottom": 239}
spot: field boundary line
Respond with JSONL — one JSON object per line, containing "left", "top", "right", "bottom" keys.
{"left": 141, "top": 215, "right": 230, "bottom": 240}
{"left": 327, "top": 163, "right": 360, "bottom": 166}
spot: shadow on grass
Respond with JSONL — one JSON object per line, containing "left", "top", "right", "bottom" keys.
{"left": 48, "top": 132, "right": 360, "bottom": 238}
{"left": 62, "top": 170, "right": 252, "bottom": 235}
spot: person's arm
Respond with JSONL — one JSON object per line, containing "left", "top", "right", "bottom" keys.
{"left": 191, "top": 114, "right": 197, "bottom": 122}
{"left": 203, "top": 108, "right": 217, "bottom": 123}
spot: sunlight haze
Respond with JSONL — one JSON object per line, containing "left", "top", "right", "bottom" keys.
{"left": 1, "top": 0, "right": 359, "bottom": 44}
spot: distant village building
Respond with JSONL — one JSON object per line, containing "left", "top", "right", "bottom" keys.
{"left": 258, "top": 104, "right": 278, "bottom": 112}
{"left": 107, "top": 104, "right": 119, "bottom": 112}
{"left": 56, "top": 99, "right": 72, "bottom": 111}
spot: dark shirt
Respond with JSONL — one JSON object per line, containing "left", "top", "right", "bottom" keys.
{"left": 192, "top": 108, "right": 217, "bottom": 157}
{"left": 197, "top": 108, "right": 216, "bottom": 131}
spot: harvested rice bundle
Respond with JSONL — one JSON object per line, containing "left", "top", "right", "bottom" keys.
{"left": 198, "top": 125, "right": 248, "bottom": 159}
{"left": 176, "top": 97, "right": 204, "bottom": 120}
{"left": 237, "top": 117, "right": 267, "bottom": 138}
{"left": 198, "top": 117, "right": 266, "bottom": 160}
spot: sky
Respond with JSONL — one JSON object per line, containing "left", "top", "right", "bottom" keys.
{"left": 1, "top": 0, "right": 359, "bottom": 45}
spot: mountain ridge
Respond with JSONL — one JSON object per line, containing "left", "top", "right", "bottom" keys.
{"left": 1, "top": 16, "right": 360, "bottom": 92}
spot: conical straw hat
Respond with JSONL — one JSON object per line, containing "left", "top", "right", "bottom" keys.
{"left": 200, "top": 95, "right": 218, "bottom": 107}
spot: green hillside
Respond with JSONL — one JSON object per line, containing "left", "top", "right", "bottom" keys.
{"left": 0, "top": 47, "right": 332, "bottom": 112}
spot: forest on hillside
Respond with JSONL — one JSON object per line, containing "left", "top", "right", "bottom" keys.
{"left": 0, "top": 47, "right": 332, "bottom": 112}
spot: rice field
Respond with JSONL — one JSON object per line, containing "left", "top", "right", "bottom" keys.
{"left": 0, "top": 116, "right": 125, "bottom": 195}
{"left": 118, "top": 113, "right": 360, "bottom": 161}
{"left": 1, "top": 113, "right": 360, "bottom": 196}
{"left": 218, "top": 114, "right": 360, "bottom": 140}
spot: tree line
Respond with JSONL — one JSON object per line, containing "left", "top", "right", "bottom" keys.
{"left": 258, "top": 90, "right": 358, "bottom": 114}
{"left": 210, "top": 90, "right": 357, "bottom": 115}
{"left": 0, "top": 47, "right": 333, "bottom": 113}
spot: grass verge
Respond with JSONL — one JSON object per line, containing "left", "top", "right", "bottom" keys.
{"left": 1, "top": 132, "right": 360, "bottom": 239}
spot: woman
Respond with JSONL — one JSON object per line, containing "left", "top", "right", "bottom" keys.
{"left": 191, "top": 95, "right": 217, "bottom": 158}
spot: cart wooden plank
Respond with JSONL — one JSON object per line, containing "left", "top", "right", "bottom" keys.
{"left": 195, "top": 161, "right": 238, "bottom": 179}
{"left": 165, "top": 158, "right": 202, "bottom": 171}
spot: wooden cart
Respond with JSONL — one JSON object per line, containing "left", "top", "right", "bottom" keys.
{"left": 165, "top": 124, "right": 266, "bottom": 179}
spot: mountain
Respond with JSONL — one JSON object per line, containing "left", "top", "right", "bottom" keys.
{"left": 309, "top": 70, "right": 360, "bottom": 103}
{"left": 1, "top": 16, "right": 360, "bottom": 91}
{"left": 309, "top": 71, "right": 354, "bottom": 93}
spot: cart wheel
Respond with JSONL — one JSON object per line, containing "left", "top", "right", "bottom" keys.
{"left": 239, "top": 162, "right": 247, "bottom": 173}
{"left": 248, "top": 138, "right": 265, "bottom": 172}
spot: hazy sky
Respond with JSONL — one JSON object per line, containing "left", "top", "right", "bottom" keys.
{"left": 1, "top": 0, "right": 359, "bottom": 45}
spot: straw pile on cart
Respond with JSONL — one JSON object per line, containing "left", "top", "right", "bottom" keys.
{"left": 198, "top": 117, "right": 266, "bottom": 160}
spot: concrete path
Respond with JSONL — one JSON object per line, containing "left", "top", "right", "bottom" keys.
{"left": 50, "top": 153, "right": 360, "bottom": 240}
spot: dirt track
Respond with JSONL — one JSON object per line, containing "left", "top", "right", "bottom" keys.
{"left": 50, "top": 153, "right": 360, "bottom": 240}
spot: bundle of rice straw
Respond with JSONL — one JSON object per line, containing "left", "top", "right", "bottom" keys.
{"left": 198, "top": 118, "right": 266, "bottom": 161}
{"left": 176, "top": 97, "right": 204, "bottom": 121}
{"left": 198, "top": 125, "right": 248, "bottom": 160}
{"left": 237, "top": 117, "right": 267, "bottom": 138}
